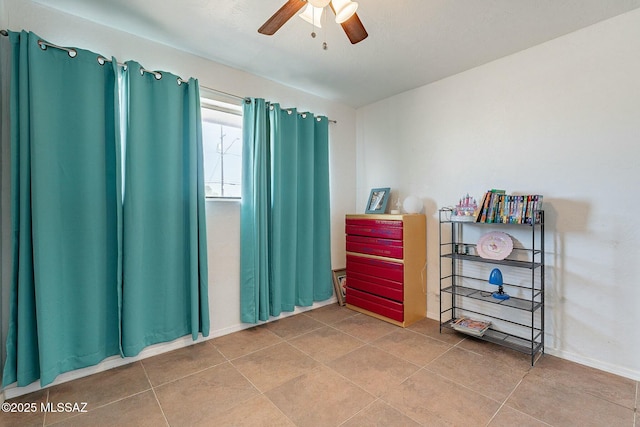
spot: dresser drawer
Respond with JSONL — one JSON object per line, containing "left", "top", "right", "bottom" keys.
{"left": 346, "top": 255, "right": 403, "bottom": 282}
{"left": 347, "top": 270, "right": 403, "bottom": 302}
{"left": 346, "top": 288, "right": 403, "bottom": 322}
{"left": 346, "top": 235, "right": 403, "bottom": 259}
{"left": 345, "top": 218, "right": 403, "bottom": 240}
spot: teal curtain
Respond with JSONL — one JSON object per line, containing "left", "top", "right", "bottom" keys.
{"left": 1, "top": 32, "right": 209, "bottom": 387}
{"left": 1, "top": 31, "right": 13, "bottom": 382}
{"left": 121, "top": 61, "right": 209, "bottom": 356}
{"left": 240, "top": 100, "right": 332, "bottom": 323}
{"left": 311, "top": 117, "right": 332, "bottom": 301}
{"left": 2, "top": 31, "right": 122, "bottom": 387}
{"left": 240, "top": 99, "right": 271, "bottom": 322}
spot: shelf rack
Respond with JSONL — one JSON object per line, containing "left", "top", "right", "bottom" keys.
{"left": 439, "top": 209, "right": 545, "bottom": 365}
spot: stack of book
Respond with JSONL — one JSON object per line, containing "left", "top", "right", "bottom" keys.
{"left": 476, "top": 190, "right": 543, "bottom": 224}
{"left": 451, "top": 316, "right": 491, "bottom": 337}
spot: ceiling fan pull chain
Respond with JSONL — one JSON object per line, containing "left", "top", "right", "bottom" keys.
{"left": 322, "top": 8, "right": 328, "bottom": 50}
{"left": 311, "top": 6, "right": 317, "bottom": 38}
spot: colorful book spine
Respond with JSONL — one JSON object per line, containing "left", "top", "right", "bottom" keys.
{"left": 476, "top": 191, "right": 491, "bottom": 223}
{"left": 486, "top": 193, "right": 496, "bottom": 223}
{"left": 518, "top": 195, "right": 527, "bottom": 224}
{"left": 474, "top": 192, "right": 543, "bottom": 224}
{"left": 492, "top": 190, "right": 506, "bottom": 223}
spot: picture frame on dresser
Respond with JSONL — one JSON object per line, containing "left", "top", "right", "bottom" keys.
{"left": 332, "top": 268, "right": 347, "bottom": 306}
{"left": 365, "top": 187, "right": 391, "bottom": 214}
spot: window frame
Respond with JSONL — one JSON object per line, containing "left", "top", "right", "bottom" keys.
{"left": 200, "top": 96, "right": 243, "bottom": 200}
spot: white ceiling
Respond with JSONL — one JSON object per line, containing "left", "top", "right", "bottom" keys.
{"left": 33, "top": 0, "right": 640, "bottom": 108}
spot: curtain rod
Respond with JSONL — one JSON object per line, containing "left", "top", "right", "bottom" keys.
{"left": 197, "top": 83, "right": 246, "bottom": 102}
{"left": 5, "top": 32, "right": 337, "bottom": 124}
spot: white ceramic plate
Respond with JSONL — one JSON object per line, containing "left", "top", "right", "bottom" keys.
{"left": 476, "top": 231, "right": 513, "bottom": 260}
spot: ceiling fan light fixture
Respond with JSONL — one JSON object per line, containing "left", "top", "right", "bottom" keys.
{"left": 308, "top": 0, "right": 331, "bottom": 8}
{"left": 299, "top": 4, "right": 324, "bottom": 28}
{"left": 258, "top": 0, "right": 367, "bottom": 45}
{"left": 332, "top": 0, "right": 358, "bottom": 24}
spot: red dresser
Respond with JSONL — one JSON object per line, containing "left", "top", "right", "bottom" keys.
{"left": 345, "top": 214, "right": 426, "bottom": 327}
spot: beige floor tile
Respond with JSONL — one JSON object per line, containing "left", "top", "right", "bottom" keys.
{"left": 327, "top": 346, "right": 420, "bottom": 397}
{"left": 0, "top": 389, "right": 47, "bottom": 427}
{"left": 426, "top": 346, "right": 528, "bottom": 402}
{"left": 264, "top": 313, "right": 325, "bottom": 340}
{"left": 155, "top": 362, "right": 259, "bottom": 426}
{"left": 289, "top": 326, "right": 365, "bottom": 363}
{"left": 407, "top": 317, "right": 465, "bottom": 345}
{"left": 382, "top": 368, "right": 501, "bottom": 426}
{"left": 333, "top": 313, "right": 398, "bottom": 342}
{"left": 212, "top": 324, "right": 283, "bottom": 360}
{"left": 231, "top": 342, "right": 319, "bottom": 392}
{"left": 527, "top": 355, "right": 637, "bottom": 409}
{"left": 507, "top": 370, "right": 635, "bottom": 427}
{"left": 49, "top": 390, "right": 166, "bottom": 427}
{"left": 265, "top": 365, "right": 375, "bottom": 427}
{"left": 142, "top": 341, "right": 226, "bottom": 387}
{"left": 210, "top": 395, "right": 296, "bottom": 426}
{"left": 45, "top": 362, "right": 150, "bottom": 425}
{"left": 488, "top": 405, "right": 549, "bottom": 427}
{"left": 456, "top": 336, "right": 535, "bottom": 372}
{"left": 302, "top": 304, "right": 358, "bottom": 325}
{"left": 341, "top": 400, "right": 422, "bottom": 427}
{"left": 373, "top": 329, "right": 453, "bottom": 367}
{"left": 7, "top": 305, "right": 638, "bottom": 427}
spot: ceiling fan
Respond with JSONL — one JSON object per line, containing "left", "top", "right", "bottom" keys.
{"left": 258, "top": 0, "right": 368, "bottom": 45}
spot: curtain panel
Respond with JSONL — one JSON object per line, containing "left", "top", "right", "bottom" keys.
{"left": 1, "top": 31, "right": 209, "bottom": 387}
{"left": 1, "top": 29, "right": 13, "bottom": 379}
{"left": 121, "top": 61, "right": 209, "bottom": 357}
{"left": 240, "top": 99, "right": 332, "bottom": 323}
{"left": 2, "top": 31, "right": 122, "bottom": 387}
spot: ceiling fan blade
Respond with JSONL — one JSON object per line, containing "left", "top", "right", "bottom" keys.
{"left": 258, "top": 0, "right": 307, "bottom": 35}
{"left": 328, "top": 3, "right": 368, "bottom": 45}
{"left": 340, "top": 12, "right": 368, "bottom": 44}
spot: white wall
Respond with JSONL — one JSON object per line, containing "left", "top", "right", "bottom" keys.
{"left": 357, "top": 9, "right": 640, "bottom": 380}
{"left": 0, "top": 0, "right": 6, "bottom": 28}
{"left": 2, "top": 0, "right": 357, "bottom": 397}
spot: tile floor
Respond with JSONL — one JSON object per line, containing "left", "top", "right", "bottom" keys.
{"left": 1, "top": 304, "right": 638, "bottom": 426}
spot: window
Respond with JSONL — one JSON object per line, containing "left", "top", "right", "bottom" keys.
{"left": 201, "top": 98, "right": 243, "bottom": 199}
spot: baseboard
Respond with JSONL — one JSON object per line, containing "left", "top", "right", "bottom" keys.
{"left": 425, "top": 313, "right": 639, "bottom": 381}
{"left": 2, "top": 298, "right": 337, "bottom": 400}
{"left": 544, "top": 347, "right": 640, "bottom": 382}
